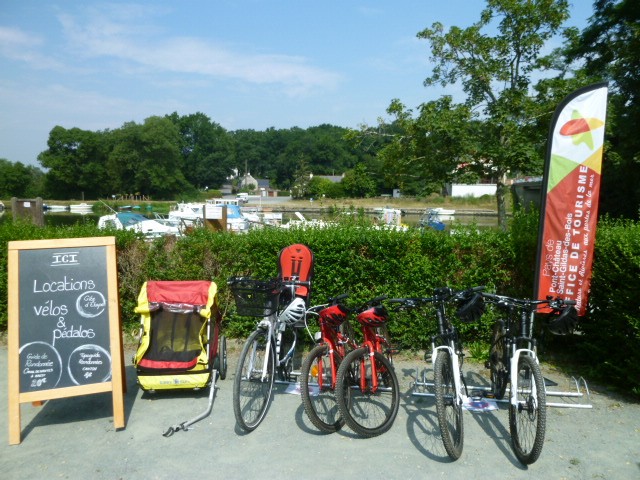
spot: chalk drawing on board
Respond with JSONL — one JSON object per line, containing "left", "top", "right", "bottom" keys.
{"left": 75, "top": 290, "right": 106, "bottom": 318}
{"left": 67, "top": 344, "right": 112, "bottom": 385}
{"left": 19, "top": 341, "right": 63, "bottom": 390}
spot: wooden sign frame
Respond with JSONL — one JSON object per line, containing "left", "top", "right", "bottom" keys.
{"left": 7, "top": 237, "right": 125, "bottom": 445}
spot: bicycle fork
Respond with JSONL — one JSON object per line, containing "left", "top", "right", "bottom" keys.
{"left": 432, "top": 343, "right": 467, "bottom": 406}
{"left": 509, "top": 347, "right": 539, "bottom": 409}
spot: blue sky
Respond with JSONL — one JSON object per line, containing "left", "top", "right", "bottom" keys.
{"left": 1, "top": 1, "right": 594, "bottom": 167}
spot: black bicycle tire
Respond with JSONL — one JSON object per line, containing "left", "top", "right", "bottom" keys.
{"left": 216, "top": 335, "right": 228, "bottom": 380}
{"left": 434, "top": 349, "right": 464, "bottom": 460}
{"left": 300, "top": 344, "right": 345, "bottom": 433}
{"left": 509, "top": 354, "right": 547, "bottom": 464}
{"left": 232, "top": 329, "right": 275, "bottom": 432}
{"left": 335, "top": 347, "right": 400, "bottom": 438}
{"left": 489, "top": 322, "right": 508, "bottom": 399}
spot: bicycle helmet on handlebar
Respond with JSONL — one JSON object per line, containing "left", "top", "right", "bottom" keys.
{"left": 547, "top": 305, "right": 578, "bottom": 335}
{"left": 278, "top": 297, "right": 307, "bottom": 325}
{"left": 319, "top": 304, "right": 349, "bottom": 327}
{"left": 357, "top": 305, "right": 389, "bottom": 326}
{"left": 456, "top": 293, "right": 485, "bottom": 323}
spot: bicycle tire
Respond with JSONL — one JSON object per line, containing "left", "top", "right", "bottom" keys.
{"left": 434, "top": 349, "right": 464, "bottom": 460}
{"left": 509, "top": 354, "right": 547, "bottom": 464}
{"left": 489, "top": 322, "right": 508, "bottom": 399}
{"left": 233, "top": 329, "right": 275, "bottom": 432}
{"left": 335, "top": 347, "right": 399, "bottom": 438}
{"left": 300, "top": 344, "right": 344, "bottom": 433}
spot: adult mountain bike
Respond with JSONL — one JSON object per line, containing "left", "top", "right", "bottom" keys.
{"left": 481, "top": 292, "right": 577, "bottom": 464}
{"left": 394, "top": 286, "right": 485, "bottom": 460}
{"left": 299, "top": 293, "right": 357, "bottom": 433}
{"left": 335, "top": 296, "right": 400, "bottom": 438}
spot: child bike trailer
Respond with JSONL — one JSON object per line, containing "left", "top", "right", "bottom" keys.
{"left": 132, "top": 280, "right": 227, "bottom": 435}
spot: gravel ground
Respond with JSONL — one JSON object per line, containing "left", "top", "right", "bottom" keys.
{"left": 1, "top": 342, "right": 639, "bottom": 480}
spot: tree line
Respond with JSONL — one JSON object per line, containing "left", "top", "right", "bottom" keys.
{"left": 1, "top": 0, "right": 638, "bottom": 225}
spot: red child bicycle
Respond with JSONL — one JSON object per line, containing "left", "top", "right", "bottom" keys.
{"left": 335, "top": 296, "right": 400, "bottom": 438}
{"left": 299, "top": 293, "right": 357, "bottom": 433}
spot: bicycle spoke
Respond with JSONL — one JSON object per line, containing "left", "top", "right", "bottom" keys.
{"left": 300, "top": 344, "right": 344, "bottom": 433}
{"left": 434, "top": 350, "right": 464, "bottom": 460}
{"left": 509, "top": 355, "right": 546, "bottom": 464}
{"left": 233, "top": 330, "right": 274, "bottom": 432}
{"left": 336, "top": 348, "right": 399, "bottom": 438}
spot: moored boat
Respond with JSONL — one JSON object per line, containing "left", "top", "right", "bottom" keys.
{"left": 98, "top": 212, "right": 181, "bottom": 239}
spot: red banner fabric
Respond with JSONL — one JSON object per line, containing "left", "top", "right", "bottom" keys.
{"left": 535, "top": 84, "right": 608, "bottom": 316}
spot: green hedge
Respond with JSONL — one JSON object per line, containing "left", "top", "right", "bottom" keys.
{"left": 1, "top": 215, "right": 639, "bottom": 396}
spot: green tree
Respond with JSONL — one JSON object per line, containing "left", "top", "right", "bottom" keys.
{"left": 290, "top": 155, "right": 312, "bottom": 199}
{"left": 565, "top": 0, "right": 640, "bottom": 218}
{"left": 107, "top": 117, "right": 192, "bottom": 199}
{"left": 0, "top": 159, "right": 45, "bottom": 198}
{"left": 378, "top": 97, "right": 476, "bottom": 196}
{"left": 167, "top": 112, "right": 234, "bottom": 190}
{"left": 415, "top": 0, "right": 570, "bottom": 228}
{"left": 341, "top": 163, "right": 377, "bottom": 198}
{"left": 38, "top": 126, "right": 110, "bottom": 199}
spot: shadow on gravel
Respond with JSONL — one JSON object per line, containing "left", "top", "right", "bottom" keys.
{"left": 20, "top": 364, "right": 140, "bottom": 441}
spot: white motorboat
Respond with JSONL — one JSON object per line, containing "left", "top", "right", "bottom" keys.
{"left": 168, "top": 202, "right": 205, "bottom": 227}
{"left": 98, "top": 212, "right": 181, "bottom": 239}
{"left": 280, "top": 211, "right": 332, "bottom": 229}
{"left": 69, "top": 203, "right": 94, "bottom": 214}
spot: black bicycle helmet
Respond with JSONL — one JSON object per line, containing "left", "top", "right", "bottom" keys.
{"left": 547, "top": 305, "right": 578, "bottom": 335}
{"left": 456, "top": 293, "right": 485, "bottom": 323}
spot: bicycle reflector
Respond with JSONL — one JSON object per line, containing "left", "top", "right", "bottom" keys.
{"left": 547, "top": 305, "right": 578, "bottom": 335}
{"left": 319, "top": 304, "right": 349, "bottom": 327}
{"left": 357, "top": 305, "right": 389, "bottom": 326}
{"left": 456, "top": 293, "right": 485, "bottom": 323}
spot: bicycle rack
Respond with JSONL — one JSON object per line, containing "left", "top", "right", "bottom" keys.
{"left": 411, "top": 366, "right": 593, "bottom": 409}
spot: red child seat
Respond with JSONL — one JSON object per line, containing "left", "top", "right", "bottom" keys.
{"left": 278, "top": 243, "right": 314, "bottom": 302}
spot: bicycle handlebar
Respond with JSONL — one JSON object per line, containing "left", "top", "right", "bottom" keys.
{"left": 387, "top": 286, "right": 486, "bottom": 311}
{"left": 349, "top": 295, "right": 388, "bottom": 313}
{"left": 481, "top": 292, "right": 575, "bottom": 311}
{"left": 306, "top": 293, "right": 349, "bottom": 313}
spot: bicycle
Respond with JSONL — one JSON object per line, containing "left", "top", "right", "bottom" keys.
{"left": 299, "top": 293, "right": 358, "bottom": 433}
{"left": 394, "top": 286, "right": 485, "bottom": 460}
{"left": 481, "top": 292, "right": 578, "bottom": 464}
{"left": 335, "top": 296, "right": 400, "bottom": 438}
{"left": 228, "top": 275, "right": 310, "bottom": 432}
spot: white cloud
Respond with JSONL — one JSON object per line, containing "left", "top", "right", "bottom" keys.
{"left": 55, "top": 6, "right": 342, "bottom": 96}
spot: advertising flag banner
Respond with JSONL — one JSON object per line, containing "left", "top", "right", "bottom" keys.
{"left": 534, "top": 83, "right": 608, "bottom": 316}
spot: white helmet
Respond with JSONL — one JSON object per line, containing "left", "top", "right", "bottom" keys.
{"left": 279, "top": 297, "right": 306, "bottom": 325}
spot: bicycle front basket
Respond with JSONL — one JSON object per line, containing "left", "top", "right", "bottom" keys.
{"left": 228, "top": 277, "right": 281, "bottom": 317}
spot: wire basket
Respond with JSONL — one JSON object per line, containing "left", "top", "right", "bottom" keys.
{"left": 228, "top": 277, "right": 281, "bottom": 317}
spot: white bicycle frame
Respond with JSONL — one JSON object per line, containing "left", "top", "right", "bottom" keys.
{"left": 256, "top": 311, "right": 299, "bottom": 383}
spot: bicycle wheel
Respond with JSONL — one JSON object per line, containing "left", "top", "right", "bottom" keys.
{"left": 489, "top": 322, "right": 508, "bottom": 399}
{"left": 233, "top": 329, "right": 275, "bottom": 432}
{"left": 434, "top": 349, "right": 464, "bottom": 460}
{"left": 336, "top": 347, "right": 399, "bottom": 438}
{"left": 509, "top": 354, "right": 547, "bottom": 464}
{"left": 300, "top": 344, "right": 344, "bottom": 433}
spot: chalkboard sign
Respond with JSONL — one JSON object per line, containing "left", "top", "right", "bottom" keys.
{"left": 7, "top": 237, "right": 125, "bottom": 445}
